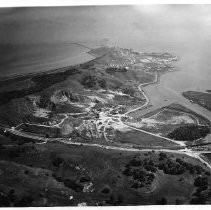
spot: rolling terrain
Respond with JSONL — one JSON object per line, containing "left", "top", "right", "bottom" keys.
{"left": 0, "top": 46, "right": 211, "bottom": 206}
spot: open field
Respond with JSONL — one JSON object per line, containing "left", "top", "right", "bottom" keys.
{"left": 0, "top": 139, "right": 211, "bottom": 206}
{"left": 183, "top": 91, "right": 211, "bottom": 111}
{"left": 125, "top": 103, "right": 210, "bottom": 142}
{"left": 114, "top": 129, "right": 178, "bottom": 147}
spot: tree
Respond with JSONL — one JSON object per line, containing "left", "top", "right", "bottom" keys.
{"left": 194, "top": 176, "right": 208, "bottom": 188}
{"left": 159, "top": 152, "right": 167, "bottom": 161}
{"left": 156, "top": 197, "right": 167, "bottom": 205}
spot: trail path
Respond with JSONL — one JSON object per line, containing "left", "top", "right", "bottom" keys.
{"left": 5, "top": 70, "right": 211, "bottom": 170}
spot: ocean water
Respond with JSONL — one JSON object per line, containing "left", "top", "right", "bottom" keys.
{"left": 1, "top": 5, "right": 211, "bottom": 128}
{"left": 0, "top": 43, "right": 94, "bottom": 77}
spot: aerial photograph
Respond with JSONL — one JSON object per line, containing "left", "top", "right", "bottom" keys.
{"left": 0, "top": 3, "right": 211, "bottom": 206}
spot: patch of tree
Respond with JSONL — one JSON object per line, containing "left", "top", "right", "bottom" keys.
{"left": 176, "top": 158, "right": 204, "bottom": 175}
{"left": 167, "top": 124, "right": 210, "bottom": 141}
{"left": 38, "top": 95, "right": 56, "bottom": 111}
{"left": 81, "top": 75, "right": 107, "bottom": 89}
{"left": 127, "top": 157, "right": 157, "bottom": 173}
{"left": 158, "top": 158, "right": 186, "bottom": 175}
{"left": 194, "top": 176, "right": 208, "bottom": 190}
{"left": 63, "top": 178, "right": 83, "bottom": 192}
{"left": 158, "top": 157, "right": 205, "bottom": 176}
{"left": 9, "top": 149, "right": 21, "bottom": 159}
{"left": 101, "top": 187, "right": 111, "bottom": 194}
{"left": 205, "top": 171, "right": 211, "bottom": 176}
{"left": 0, "top": 75, "right": 31, "bottom": 89}
{"left": 14, "top": 196, "right": 34, "bottom": 207}
{"left": 0, "top": 68, "right": 80, "bottom": 106}
{"left": 156, "top": 197, "right": 167, "bottom": 205}
{"left": 106, "top": 192, "right": 124, "bottom": 205}
{"left": 142, "top": 158, "right": 157, "bottom": 172}
{"left": 128, "top": 157, "right": 143, "bottom": 167}
{"left": 159, "top": 152, "right": 167, "bottom": 161}
{"left": 0, "top": 189, "right": 34, "bottom": 207}
{"left": 122, "top": 87, "right": 136, "bottom": 97}
{"left": 79, "top": 175, "right": 91, "bottom": 183}
{"left": 190, "top": 196, "right": 206, "bottom": 205}
{"left": 31, "top": 68, "right": 80, "bottom": 89}
{"left": 191, "top": 186, "right": 211, "bottom": 204}
{"left": 0, "top": 193, "right": 11, "bottom": 207}
{"left": 175, "top": 198, "right": 184, "bottom": 205}
{"left": 52, "top": 156, "right": 64, "bottom": 167}
{"left": 0, "top": 189, "right": 16, "bottom": 207}
{"left": 52, "top": 173, "right": 62, "bottom": 182}
{"left": 123, "top": 157, "right": 156, "bottom": 189}
{"left": 7, "top": 146, "right": 29, "bottom": 159}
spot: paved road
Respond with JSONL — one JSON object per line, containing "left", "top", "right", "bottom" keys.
{"left": 4, "top": 120, "right": 211, "bottom": 170}
{"left": 3, "top": 70, "right": 211, "bottom": 170}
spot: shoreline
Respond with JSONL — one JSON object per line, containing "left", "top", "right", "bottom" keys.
{"left": 0, "top": 42, "right": 96, "bottom": 82}
{"left": 0, "top": 54, "right": 95, "bottom": 82}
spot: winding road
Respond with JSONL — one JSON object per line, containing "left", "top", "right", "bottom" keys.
{"left": 101, "top": 71, "right": 211, "bottom": 169}
{"left": 4, "top": 69, "right": 211, "bottom": 171}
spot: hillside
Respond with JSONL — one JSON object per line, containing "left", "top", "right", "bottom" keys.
{"left": 0, "top": 46, "right": 177, "bottom": 131}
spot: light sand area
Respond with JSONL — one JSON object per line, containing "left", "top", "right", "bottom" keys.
{"left": 33, "top": 108, "right": 51, "bottom": 118}
{"left": 138, "top": 115, "right": 195, "bottom": 129}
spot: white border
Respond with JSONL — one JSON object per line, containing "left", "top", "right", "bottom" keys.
{"left": 0, "top": 1, "right": 211, "bottom": 210}
{"left": 0, "top": 0, "right": 211, "bottom": 7}
{"left": 3, "top": 205, "right": 211, "bottom": 209}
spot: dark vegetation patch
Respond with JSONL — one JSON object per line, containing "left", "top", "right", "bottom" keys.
{"left": 0, "top": 139, "right": 210, "bottom": 206}
{"left": 37, "top": 94, "right": 56, "bottom": 111}
{"left": 54, "top": 104, "right": 83, "bottom": 114}
{"left": 167, "top": 124, "right": 210, "bottom": 141}
{"left": 63, "top": 179, "right": 83, "bottom": 192}
{"left": 123, "top": 161, "right": 155, "bottom": 189}
{"left": 20, "top": 124, "right": 61, "bottom": 138}
{"left": 0, "top": 68, "right": 80, "bottom": 106}
{"left": 190, "top": 176, "right": 210, "bottom": 204}
{"left": 89, "top": 47, "right": 113, "bottom": 57}
{"left": 81, "top": 75, "right": 107, "bottom": 89}
{"left": 0, "top": 98, "right": 35, "bottom": 126}
{"left": 101, "top": 187, "right": 111, "bottom": 194}
{"left": 203, "top": 153, "right": 211, "bottom": 163}
{"left": 79, "top": 175, "right": 91, "bottom": 183}
{"left": 106, "top": 67, "right": 127, "bottom": 74}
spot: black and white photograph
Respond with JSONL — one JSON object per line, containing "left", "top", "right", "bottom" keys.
{"left": 0, "top": 1, "right": 211, "bottom": 207}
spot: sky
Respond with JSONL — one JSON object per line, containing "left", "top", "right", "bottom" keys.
{"left": 0, "top": 5, "right": 211, "bottom": 44}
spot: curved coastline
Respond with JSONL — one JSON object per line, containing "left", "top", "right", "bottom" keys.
{"left": 1, "top": 48, "right": 211, "bottom": 171}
